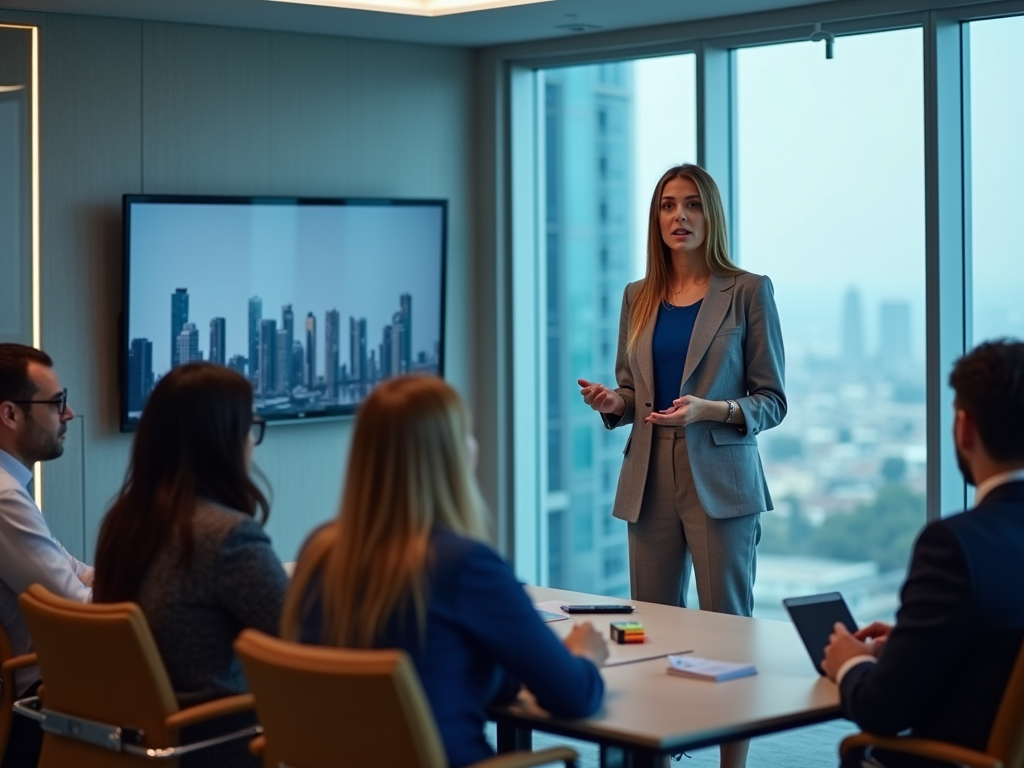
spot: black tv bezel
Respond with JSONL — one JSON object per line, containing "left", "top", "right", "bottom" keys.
{"left": 120, "top": 193, "right": 448, "bottom": 433}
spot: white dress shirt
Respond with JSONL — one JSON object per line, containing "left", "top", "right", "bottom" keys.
{"left": 0, "top": 448, "right": 93, "bottom": 695}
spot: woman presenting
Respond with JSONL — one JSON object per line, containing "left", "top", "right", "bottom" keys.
{"left": 580, "top": 164, "right": 784, "bottom": 768}
{"left": 580, "top": 162, "right": 785, "bottom": 619}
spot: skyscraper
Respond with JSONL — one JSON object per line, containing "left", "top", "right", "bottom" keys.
{"left": 841, "top": 287, "right": 865, "bottom": 370}
{"left": 350, "top": 316, "right": 367, "bottom": 385}
{"left": 170, "top": 288, "right": 189, "bottom": 368}
{"left": 258, "top": 318, "right": 277, "bottom": 397}
{"left": 292, "top": 341, "right": 304, "bottom": 394}
{"left": 248, "top": 297, "right": 263, "bottom": 385}
{"left": 281, "top": 305, "right": 295, "bottom": 392}
{"left": 390, "top": 311, "right": 406, "bottom": 377}
{"left": 127, "top": 338, "right": 153, "bottom": 413}
{"left": 276, "top": 328, "right": 291, "bottom": 396}
{"left": 176, "top": 323, "right": 201, "bottom": 365}
{"left": 227, "top": 355, "right": 247, "bottom": 376}
{"left": 304, "top": 312, "right": 317, "bottom": 389}
{"left": 325, "top": 310, "right": 340, "bottom": 399}
{"left": 381, "top": 325, "right": 393, "bottom": 379}
{"left": 209, "top": 317, "right": 226, "bottom": 365}
{"left": 399, "top": 293, "right": 412, "bottom": 374}
{"left": 541, "top": 62, "right": 634, "bottom": 595}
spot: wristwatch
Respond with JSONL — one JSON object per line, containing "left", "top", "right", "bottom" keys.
{"left": 725, "top": 400, "right": 736, "bottom": 424}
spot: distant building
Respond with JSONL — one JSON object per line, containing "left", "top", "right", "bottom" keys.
{"left": 399, "top": 293, "right": 412, "bottom": 373}
{"left": 209, "top": 317, "right": 226, "bottom": 365}
{"left": 248, "top": 297, "right": 262, "bottom": 386}
{"left": 304, "top": 313, "right": 317, "bottom": 390}
{"left": 841, "top": 287, "right": 864, "bottom": 370}
{"left": 258, "top": 319, "right": 277, "bottom": 397}
{"left": 350, "top": 316, "right": 367, "bottom": 385}
{"left": 380, "top": 325, "right": 393, "bottom": 379}
{"left": 281, "top": 305, "right": 295, "bottom": 391}
{"left": 176, "top": 323, "right": 201, "bottom": 364}
{"left": 127, "top": 338, "right": 153, "bottom": 413}
{"left": 325, "top": 310, "right": 340, "bottom": 399}
{"left": 541, "top": 61, "right": 634, "bottom": 595}
{"left": 227, "top": 355, "right": 247, "bottom": 376}
{"left": 275, "top": 328, "right": 290, "bottom": 395}
{"left": 292, "top": 342, "right": 304, "bottom": 393}
{"left": 170, "top": 288, "right": 189, "bottom": 368}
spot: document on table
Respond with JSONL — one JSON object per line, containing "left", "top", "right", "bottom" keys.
{"left": 534, "top": 600, "right": 571, "bottom": 623}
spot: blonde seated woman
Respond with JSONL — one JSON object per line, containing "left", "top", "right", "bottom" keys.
{"left": 282, "top": 376, "right": 607, "bottom": 768}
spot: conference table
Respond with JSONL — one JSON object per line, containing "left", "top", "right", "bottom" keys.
{"left": 490, "top": 587, "right": 843, "bottom": 768}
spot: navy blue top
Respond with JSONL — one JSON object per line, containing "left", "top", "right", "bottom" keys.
{"left": 298, "top": 529, "right": 604, "bottom": 768}
{"left": 652, "top": 299, "right": 702, "bottom": 412}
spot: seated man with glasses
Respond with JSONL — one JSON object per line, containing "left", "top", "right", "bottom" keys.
{"left": 0, "top": 343, "right": 93, "bottom": 767}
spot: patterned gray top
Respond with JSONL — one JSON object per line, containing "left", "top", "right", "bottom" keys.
{"left": 134, "top": 501, "right": 287, "bottom": 707}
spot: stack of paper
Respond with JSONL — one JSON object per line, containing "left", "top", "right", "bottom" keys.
{"left": 666, "top": 654, "right": 757, "bottom": 682}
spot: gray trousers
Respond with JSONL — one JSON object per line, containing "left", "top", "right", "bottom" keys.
{"left": 627, "top": 426, "right": 761, "bottom": 617}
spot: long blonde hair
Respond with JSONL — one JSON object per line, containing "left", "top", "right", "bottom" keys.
{"left": 626, "top": 164, "right": 743, "bottom": 353}
{"left": 281, "top": 375, "right": 486, "bottom": 647}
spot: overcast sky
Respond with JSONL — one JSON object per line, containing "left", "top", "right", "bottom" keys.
{"left": 630, "top": 20, "right": 1023, "bottom": 362}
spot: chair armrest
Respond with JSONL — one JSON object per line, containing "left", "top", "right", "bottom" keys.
{"left": 165, "top": 693, "right": 256, "bottom": 731}
{"left": 841, "top": 733, "right": 1002, "bottom": 768}
{"left": 470, "top": 746, "right": 579, "bottom": 768}
{"left": 2, "top": 653, "right": 37, "bottom": 674}
{"left": 248, "top": 735, "right": 265, "bottom": 756}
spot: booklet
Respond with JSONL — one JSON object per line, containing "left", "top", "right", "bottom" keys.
{"left": 666, "top": 654, "right": 757, "bottom": 682}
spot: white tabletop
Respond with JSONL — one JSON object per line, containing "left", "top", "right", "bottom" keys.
{"left": 491, "top": 586, "right": 841, "bottom": 755}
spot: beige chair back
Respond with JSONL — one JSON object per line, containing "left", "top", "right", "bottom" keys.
{"left": 987, "top": 638, "right": 1024, "bottom": 768}
{"left": 0, "top": 622, "right": 18, "bottom": 757}
{"left": 19, "top": 584, "right": 180, "bottom": 768}
{"left": 236, "top": 629, "right": 448, "bottom": 768}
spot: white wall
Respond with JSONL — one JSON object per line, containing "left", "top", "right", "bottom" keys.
{"left": 1, "top": 9, "right": 477, "bottom": 562}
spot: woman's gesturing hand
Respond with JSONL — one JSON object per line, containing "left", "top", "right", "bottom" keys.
{"left": 646, "top": 394, "right": 708, "bottom": 426}
{"left": 578, "top": 378, "right": 625, "bottom": 417}
{"left": 563, "top": 622, "right": 610, "bottom": 667}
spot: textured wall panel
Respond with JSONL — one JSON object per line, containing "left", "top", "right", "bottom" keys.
{"left": 40, "top": 14, "right": 142, "bottom": 558}
{"left": 33, "top": 13, "right": 474, "bottom": 562}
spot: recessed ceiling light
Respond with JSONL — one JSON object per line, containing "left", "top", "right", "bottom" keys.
{"left": 265, "top": 0, "right": 554, "bottom": 17}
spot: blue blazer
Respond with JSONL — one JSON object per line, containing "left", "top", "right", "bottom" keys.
{"left": 299, "top": 529, "right": 603, "bottom": 768}
{"left": 841, "top": 480, "right": 1024, "bottom": 751}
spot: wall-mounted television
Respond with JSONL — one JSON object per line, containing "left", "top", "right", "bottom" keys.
{"left": 120, "top": 195, "right": 447, "bottom": 431}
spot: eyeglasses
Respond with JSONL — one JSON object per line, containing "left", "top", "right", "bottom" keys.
{"left": 9, "top": 388, "right": 68, "bottom": 416}
{"left": 250, "top": 415, "right": 266, "bottom": 446}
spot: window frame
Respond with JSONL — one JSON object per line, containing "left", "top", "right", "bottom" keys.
{"left": 478, "top": 0, "right": 1024, "bottom": 581}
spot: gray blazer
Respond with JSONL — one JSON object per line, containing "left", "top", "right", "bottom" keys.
{"left": 604, "top": 271, "right": 786, "bottom": 521}
{"left": 135, "top": 502, "right": 287, "bottom": 708}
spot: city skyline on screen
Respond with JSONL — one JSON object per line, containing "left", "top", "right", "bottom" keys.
{"left": 123, "top": 199, "right": 445, "bottom": 423}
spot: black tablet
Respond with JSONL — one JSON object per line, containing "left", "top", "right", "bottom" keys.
{"left": 782, "top": 592, "right": 858, "bottom": 676}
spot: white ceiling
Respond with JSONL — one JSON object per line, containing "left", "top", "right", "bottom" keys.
{"left": 5, "top": 0, "right": 849, "bottom": 47}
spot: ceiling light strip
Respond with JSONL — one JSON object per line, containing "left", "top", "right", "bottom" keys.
{"left": 264, "top": 0, "right": 553, "bottom": 18}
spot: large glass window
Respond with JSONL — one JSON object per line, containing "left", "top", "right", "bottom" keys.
{"left": 538, "top": 54, "right": 696, "bottom": 595}
{"left": 734, "top": 29, "right": 925, "bottom": 624}
{"left": 968, "top": 15, "right": 1024, "bottom": 344}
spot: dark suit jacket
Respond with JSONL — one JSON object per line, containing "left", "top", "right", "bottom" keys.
{"left": 841, "top": 480, "right": 1024, "bottom": 752}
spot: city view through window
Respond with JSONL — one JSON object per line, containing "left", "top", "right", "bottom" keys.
{"left": 534, "top": 29, "right": 961, "bottom": 625}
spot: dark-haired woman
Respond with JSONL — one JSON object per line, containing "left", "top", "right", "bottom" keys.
{"left": 94, "top": 363, "right": 287, "bottom": 768}
{"left": 578, "top": 164, "right": 786, "bottom": 768}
